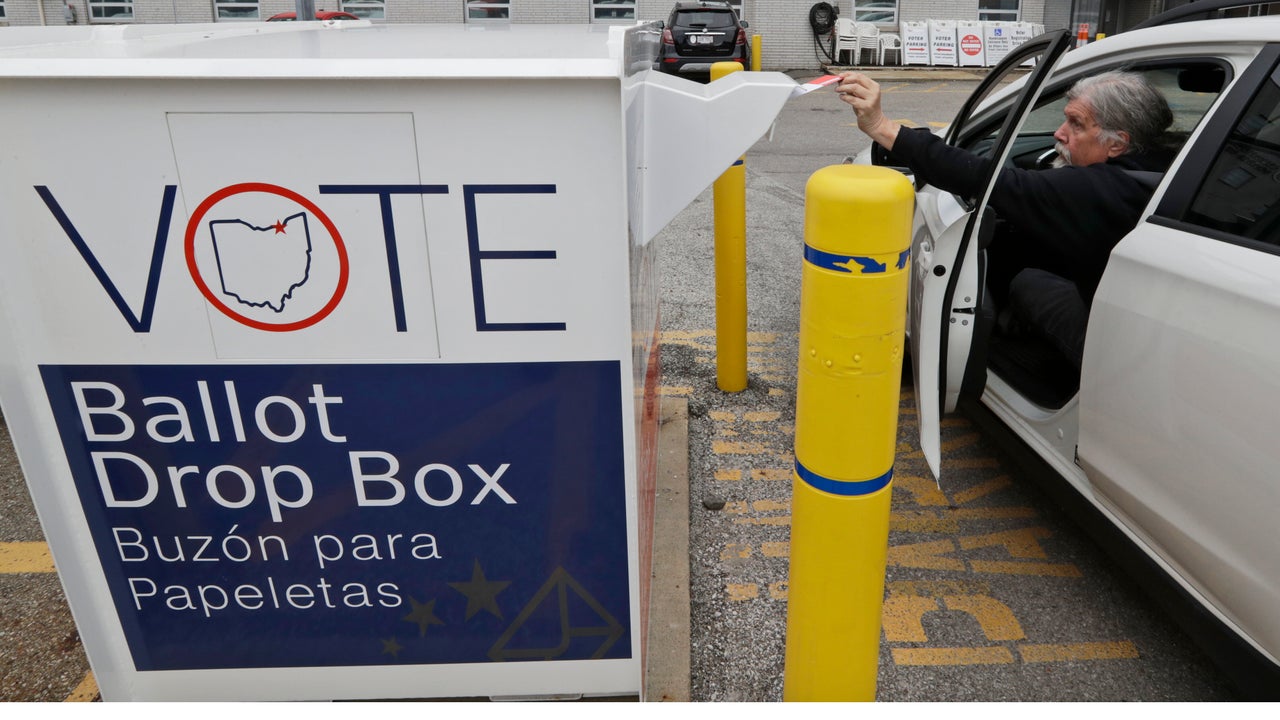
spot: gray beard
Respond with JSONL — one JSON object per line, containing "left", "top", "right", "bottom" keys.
{"left": 1051, "top": 142, "right": 1072, "bottom": 168}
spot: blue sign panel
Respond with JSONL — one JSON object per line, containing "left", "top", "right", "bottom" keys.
{"left": 40, "top": 361, "right": 630, "bottom": 671}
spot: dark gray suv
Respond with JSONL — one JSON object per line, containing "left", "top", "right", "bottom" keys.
{"left": 656, "top": 1, "right": 750, "bottom": 76}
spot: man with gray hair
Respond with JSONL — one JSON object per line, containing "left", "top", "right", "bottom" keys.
{"left": 835, "top": 69, "right": 1174, "bottom": 371}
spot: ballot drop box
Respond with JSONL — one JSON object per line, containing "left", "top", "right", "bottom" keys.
{"left": 0, "top": 22, "right": 794, "bottom": 701}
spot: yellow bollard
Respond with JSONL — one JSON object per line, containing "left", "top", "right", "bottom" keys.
{"left": 783, "top": 165, "right": 914, "bottom": 701}
{"left": 711, "top": 60, "right": 748, "bottom": 393}
{"left": 751, "top": 35, "right": 762, "bottom": 72}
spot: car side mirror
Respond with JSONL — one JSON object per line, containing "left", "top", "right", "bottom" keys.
{"left": 741, "top": 21, "right": 750, "bottom": 29}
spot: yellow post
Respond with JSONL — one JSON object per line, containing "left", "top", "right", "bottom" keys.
{"left": 783, "top": 165, "right": 914, "bottom": 701}
{"left": 711, "top": 60, "right": 747, "bottom": 393}
{"left": 751, "top": 34, "right": 762, "bottom": 72}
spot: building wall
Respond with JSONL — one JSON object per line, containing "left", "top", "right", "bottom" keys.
{"left": 0, "top": 0, "right": 1151, "bottom": 69}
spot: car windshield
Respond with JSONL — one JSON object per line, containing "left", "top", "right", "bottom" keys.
{"left": 675, "top": 11, "right": 735, "bottom": 28}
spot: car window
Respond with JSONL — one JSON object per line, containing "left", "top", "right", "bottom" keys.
{"left": 961, "top": 61, "right": 1228, "bottom": 168}
{"left": 1182, "top": 63, "right": 1280, "bottom": 245}
{"left": 675, "top": 11, "right": 735, "bottom": 28}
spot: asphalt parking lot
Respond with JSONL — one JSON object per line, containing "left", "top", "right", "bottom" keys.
{"left": 0, "top": 68, "right": 1244, "bottom": 702}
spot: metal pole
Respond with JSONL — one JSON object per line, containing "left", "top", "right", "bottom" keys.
{"left": 783, "top": 164, "right": 914, "bottom": 701}
{"left": 711, "top": 60, "right": 748, "bottom": 393}
{"left": 295, "top": 0, "right": 316, "bottom": 20}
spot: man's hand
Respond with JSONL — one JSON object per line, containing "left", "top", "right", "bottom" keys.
{"left": 835, "top": 72, "right": 901, "bottom": 151}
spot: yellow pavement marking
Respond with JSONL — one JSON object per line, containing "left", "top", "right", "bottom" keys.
{"left": 710, "top": 411, "right": 737, "bottom": 422}
{"left": 760, "top": 542, "right": 789, "bottom": 558}
{"left": 65, "top": 672, "right": 99, "bottom": 702}
{"left": 943, "top": 595, "right": 1026, "bottom": 641}
{"left": 890, "top": 510, "right": 960, "bottom": 534}
{"left": 969, "top": 560, "right": 1083, "bottom": 578}
{"left": 767, "top": 388, "right": 787, "bottom": 397}
{"left": 941, "top": 417, "right": 972, "bottom": 427}
{"left": 889, "top": 507, "right": 1039, "bottom": 534}
{"left": 744, "top": 411, "right": 781, "bottom": 422}
{"left": 657, "top": 386, "right": 693, "bottom": 396}
{"left": 733, "top": 516, "right": 792, "bottom": 527}
{"left": 887, "top": 579, "right": 993, "bottom": 598}
{"left": 883, "top": 595, "right": 939, "bottom": 642}
{"left": 721, "top": 544, "right": 751, "bottom": 561}
{"left": 888, "top": 540, "right": 964, "bottom": 572}
{"left": 884, "top": 594, "right": 1024, "bottom": 643}
{"left": 712, "top": 441, "right": 770, "bottom": 454}
{"left": 1019, "top": 641, "right": 1140, "bottom": 663}
{"left": 753, "top": 499, "right": 790, "bottom": 513}
{"left": 747, "top": 332, "right": 779, "bottom": 343}
{"left": 953, "top": 475, "right": 1013, "bottom": 503}
{"left": 768, "top": 582, "right": 789, "bottom": 600}
{"left": 715, "top": 469, "right": 743, "bottom": 481}
{"left": 0, "top": 541, "right": 56, "bottom": 573}
{"left": 959, "top": 527, "right": 1053, "bottom": 559}
{"left": 895, "top": 474, "right": 950, "bottom": 506}
{"left": 719, "top": 428, "right": 740, "bottom": 437}
{"left": 726, "top": 583, "right": 759, "bottom": 602}
{"left": 751, "top": 468, "right": 792, "bottom": 481}
{"left": 893, "top": 646, "right": 1014, "bottom": 666}
{"left": 659, "top": 330, "right": 714, "bottom": 340}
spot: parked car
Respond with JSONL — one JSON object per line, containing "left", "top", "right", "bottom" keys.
{"left": 656, "top": 1, "right": 750, "bottom": 76}
{"left": 266, "top": 11, "right": 360, "bottom": 21}
{"left": 865, "top": 0, "right": 1280, "bottom": 698}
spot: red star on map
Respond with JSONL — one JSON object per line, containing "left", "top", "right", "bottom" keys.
{"left": 272, "top": 219, "right": 287, "bottom": 234}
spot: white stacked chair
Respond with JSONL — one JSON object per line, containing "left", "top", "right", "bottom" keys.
{"left": 833, "top": 18, "right": 858, "bottom": 65}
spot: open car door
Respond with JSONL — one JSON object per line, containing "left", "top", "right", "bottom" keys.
{"left": 907, "top": 30, "right": 1073, "bottom": 480}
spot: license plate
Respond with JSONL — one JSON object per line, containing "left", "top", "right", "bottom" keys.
{"left": 691, "top": 35, "right": 714, "bottom": 45}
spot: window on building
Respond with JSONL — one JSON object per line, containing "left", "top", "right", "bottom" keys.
{"left": 466, "top": 0, "right": 509, "bottom": 21}
{"left": 592, "top": 0, "right": 635, "bottom": 22}
{"left": 852, "top": 1, "right": 896, "bottom": 24}
{"left": 0, "top": 1, "right": 7, "bottom": 21}
{"left": 89, "top": 0, "right": 133, "bottom": 21}
{"left": 978, "top": 0, "right": 1020, "bottom": 22}
{"left": 725, "top": 0, "right": 744, "bottom": 18}
{"left": 342, "top": 0, "right": 385, "bottom": 19}
{"left": 214, "top": 0, "right": 259, "bottom": 20}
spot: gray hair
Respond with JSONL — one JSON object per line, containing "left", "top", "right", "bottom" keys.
{"left": 1067, "top": 70, "right": 1173, "bottom": 155}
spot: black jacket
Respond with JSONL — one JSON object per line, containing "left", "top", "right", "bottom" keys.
{"left": 890, "top": 127, "right": 1174, "bottom": 302}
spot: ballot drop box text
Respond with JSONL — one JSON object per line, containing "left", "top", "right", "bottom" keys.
{"left": 0, "top": 21, "right": 793, "bottom": 701}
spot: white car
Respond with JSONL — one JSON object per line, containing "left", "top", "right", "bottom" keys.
{"left": 877, "top": 1, "right": 1280, "bottom": 697}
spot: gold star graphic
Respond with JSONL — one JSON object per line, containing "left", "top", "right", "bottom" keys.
{"left": 448, "top": 559, "right": 512, "bottom": 621}
{"left": 381, "top": 637, "right": 404, "bottom": 659}
{"left": 401, "top": 597, "right": 444, "bottom": 637}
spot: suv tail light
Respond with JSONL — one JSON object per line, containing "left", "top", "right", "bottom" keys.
{"left": 662, "top": 28, "right": 674, "bottom": 46}
{"left": 736, "top": 29, "right": 747, "bottom": 46}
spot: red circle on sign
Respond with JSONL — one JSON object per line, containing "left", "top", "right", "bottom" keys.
{"left": 961, "top": 34, "right": 982, "bottom": 55}
{"left": 184, "top": 182, "right": 349, "bottom": 332}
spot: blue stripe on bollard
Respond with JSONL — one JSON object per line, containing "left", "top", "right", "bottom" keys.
{"left": 794, "top": 460, "right": 893, "bottom": 497}
{"left": 803, "top": 244, "right": 886, "bottom": 274}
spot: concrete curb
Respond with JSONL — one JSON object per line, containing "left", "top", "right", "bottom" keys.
{"left": 645, "top": 397, "right": 691, "bottom": 702}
